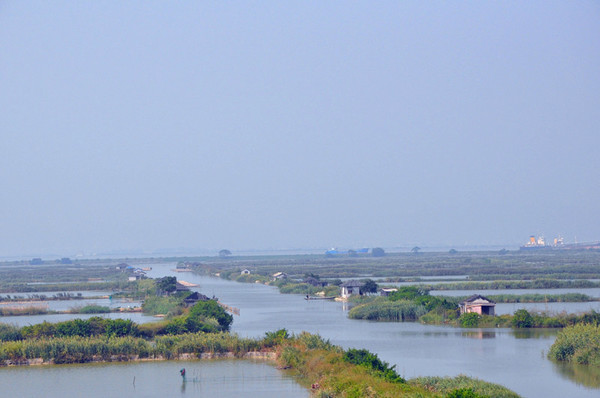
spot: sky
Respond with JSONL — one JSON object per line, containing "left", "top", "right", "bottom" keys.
{"left": 1, "top": 1, "right": 599, "bottom": 257}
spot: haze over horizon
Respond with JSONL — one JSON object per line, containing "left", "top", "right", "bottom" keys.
{"left": 1, "top": 2, "right": 599, "bottom": 258}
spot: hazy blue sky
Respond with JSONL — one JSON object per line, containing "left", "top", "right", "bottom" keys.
{"left": 1, "top": 2, "right": 599, "bottom": 257}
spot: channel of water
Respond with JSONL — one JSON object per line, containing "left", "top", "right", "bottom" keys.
{"left": 2, "top": 262, "right": 600, "bottom": 397}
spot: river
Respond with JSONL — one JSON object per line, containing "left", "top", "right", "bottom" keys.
{"left": 2, "top": 262, "right": 600, "bottom": 397}
{"left": 146, "top": 264, "right": 600, "bottom": 398}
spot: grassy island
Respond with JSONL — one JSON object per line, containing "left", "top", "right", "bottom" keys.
{"left": 548, "top": 324, "right": 600, "bottom": 366}
{"left": 348, "top": 287, "right": 600, "bottom": 329}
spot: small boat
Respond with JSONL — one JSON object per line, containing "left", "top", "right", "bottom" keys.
{"left": 304, "top": 295, "right": 336, "bottom": 301}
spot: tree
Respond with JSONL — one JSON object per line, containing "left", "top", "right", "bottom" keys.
{"left": 449, "top": 249, "right": 458, "bottom": 254}
{"left": 348, "top": 249, "right": 358, "bottom": 257}
{"left": 411, "top": 246, "right": 421, "bottom": 254}
{"left": 219, "top": 249, "right": 232, "bottom": 258}
{"left": 189, "top": 300, "right": 233, "bottom": 331}
{"left": 156, "top": 276, "right": 177, "bottom": 294}
{"left": 512, "top": 309, "right": 533, "bottom": 328}
{"left": 388, "top": 286, "right": 427, "bottom": 301}
{"left": 498, "top": 248, "right": 509, "bottom": 255}
{"left": 371, "top": 247, "right": 385, "bottom": 257}
{"left": 459, "top": 312, "right": 481, "bottom": 328}
{"left": 361, "top": 279, "right": 378, "bottom": 294}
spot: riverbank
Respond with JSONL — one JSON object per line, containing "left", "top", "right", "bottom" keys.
{"left": 2, "top": 349, "right": 276, "bottom": 367}
{"left": 348, "top": 294, "right": 600, "bottom": 329}
{"left": 0, "top": 330, "right": 520, "bottom": 397}
{"left": 0, "top": 304, "right": 141, "bottom": 317}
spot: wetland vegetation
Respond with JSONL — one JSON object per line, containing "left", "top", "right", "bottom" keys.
{"left": 1, "top": 251, "right": 600, "bottom": 396}
{"left": 0, "top": 323, "right": 520, "bottom": 397}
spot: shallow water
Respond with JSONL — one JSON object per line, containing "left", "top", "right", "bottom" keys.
{"left": 0, "top": 359, "right": 308, "bottom": 398}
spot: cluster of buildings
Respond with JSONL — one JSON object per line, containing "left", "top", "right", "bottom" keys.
{"left": 115, "top": 263, "right": 148, "bottom": 281}
{"left": 237, "top": 269, "right": 497, "bottom": 315}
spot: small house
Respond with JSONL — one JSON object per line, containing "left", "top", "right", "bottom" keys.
{"left": 459, "top": 295, "right": 496, "bottom": 316}
{"left": 241, "top": 269, "right": 251, "bottom": 275}
{"left": 380, "top": 288, "right": 398, "bottom": 297}
{"left": 340, "top": 280, "right": 364, "bottom": 298}
{"left": 305, "top": 277, "right": 328, "bottom": 288}
{"left": 128, "top": 269, "right": 146, "bottom": 281}
{"left": 175, "top": 282, "right": 191, "bottom": 292}
{"left": 184, "top": 292, "right": 210, "bottom": 307}
{"left": 116, "top": 263, "right": 129, "bottom": 271}
{"left": 272, "top": 272, "right": 288, "bottom": 281}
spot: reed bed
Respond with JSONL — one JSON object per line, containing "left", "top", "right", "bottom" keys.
{"left": 348, "top": 299, "right": 428, "bottom": 321}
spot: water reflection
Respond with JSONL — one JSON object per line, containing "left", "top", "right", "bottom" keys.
{"left": 553, "top": 361, "right": 600, "bottom": 388}
{"left": 462, "top": 330, "right": 496, "bottom": 339}
{"left": 511, "top": 329, "right": 559, "bottom": 339}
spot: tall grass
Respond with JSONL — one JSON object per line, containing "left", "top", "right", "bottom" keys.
{"left": 0, "top": 332, "right": 260, "bottom": 363}
{"left": 141, "top": 296, "right": 183, "bottom": 316}
{"left": 0, "top": 329, "right": 521, "bottom": 397}
{"left": 73, "top": 305, "right": 111, "bottom": 314}
{"left": 0, "top": 306, "right": 49, "bottom": 316}
{"left": 348, "top": 299, "right": 428, "bottom": 321}
{"left": 410, "top": 375, "right": 520, "bottom": 398}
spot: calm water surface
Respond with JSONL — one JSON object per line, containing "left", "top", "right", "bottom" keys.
{"left": 0, "top": 360, "right": 307, "bottom": 398}
{"left": 3, "top": 263, "right": 599, "bottom": 398}
{"left": 146, "top": 264, "right": 600, "bottom": 398}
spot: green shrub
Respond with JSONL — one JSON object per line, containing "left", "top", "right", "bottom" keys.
{"left": 263, "top": 329, "right": 290, "bottom": 347}
{"left": 105, "top": 319, "right": 138, "bottom": 337}
{"left": 411, "top": 375, "right": 520, "bottom": 398}
{"left": 512, "top": 309, "right": 533, "bottom": 328}
{"left": 343, "top": 348, "right": 405, "bottom": 383}
{"left": 459, "top": 313, "right": 481, "bottom": 328}
{"left": 56, "top": 319, "right": 91, "bottom": 337}
{"left": 548, "top": 323, "right": 600, "bottom": 365}
{"left": 281, "top": 345, "right": 305, "bottom": 369}
{"left": 446, "top": 388, "right": 484, "bottom": 398}
{"left": 142, "top": 296, "right": 183, "bottom": 316}
{"left": 349, "top": 299, "right": 428, "bottom": 321}
{"left": 76, "top": 305, "right": 111, "bottom": 314}
{"left": 189, "top": 300, "right": 233, "bottom": 331}
{"left": 388, "top": 286, "right": 428, "bottom": 301}
{"left": 0, "top": 323, "right": 22, "bottom": 341}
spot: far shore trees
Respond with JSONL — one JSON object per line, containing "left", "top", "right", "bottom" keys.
{"left": 219, "top": 249, "right": 232, "bottom": 258}
{"left": 362, "top": 279, "right": 379, "bottom": 294}
{"left": 371, "top": 247, "right": 385, "bottom": 257}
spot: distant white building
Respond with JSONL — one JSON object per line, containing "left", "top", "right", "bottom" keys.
{"left": 241, "top": 269, "right": 251, "bottom": 275}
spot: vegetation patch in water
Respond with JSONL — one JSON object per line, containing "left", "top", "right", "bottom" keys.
{"left": 73, "top": 305, "right": 111, "bottom": 314}
{"left": 548, "top": 323, "right": 600, "bottom": 366}
{"left": 410, "top": 375, "right": 520, "bottom": 398}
